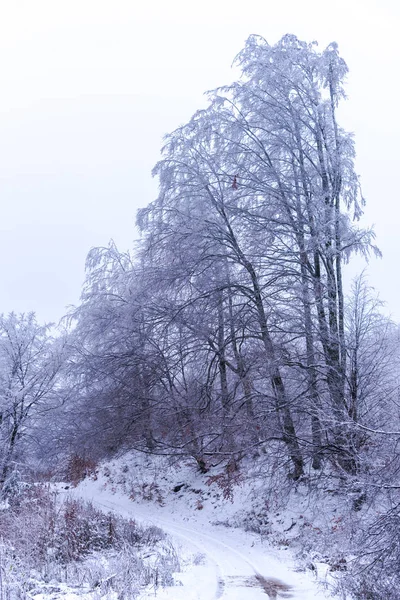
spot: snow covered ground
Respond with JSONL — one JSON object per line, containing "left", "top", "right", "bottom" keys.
{"left": 60, "top": 454, "right": 337, "bottom": 599}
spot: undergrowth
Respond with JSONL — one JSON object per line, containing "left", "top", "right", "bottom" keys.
{"left": 0, "top": 485, "right": 179, "bottom": 599}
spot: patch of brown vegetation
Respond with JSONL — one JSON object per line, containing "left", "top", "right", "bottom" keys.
{"left": 224, "top": 573, "right": 293, "bottom": 598}
{"left": 254, "top": 574, "right": 293, "bottom": 599}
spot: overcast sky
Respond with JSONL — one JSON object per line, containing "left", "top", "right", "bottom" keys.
{"left": 1, "top": 0, "right": 399, "bottom": 323}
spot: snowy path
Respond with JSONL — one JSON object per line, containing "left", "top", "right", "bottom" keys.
{"left": 68, "top": 480, "right": 332, "bottom": 600}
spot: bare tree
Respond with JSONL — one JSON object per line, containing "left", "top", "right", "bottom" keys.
{"left": 65, "top": 35, "right": 379, "bottom": 482}
{"left": 0, "top": 313, "right": 64, "bottom": 495}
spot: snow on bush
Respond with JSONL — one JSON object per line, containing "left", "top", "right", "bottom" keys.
{"left": 0, "top": 485, "right": 180, "bottom": 599}
{"left": 336, "top": 501, "right": 400, "bottom": 600}
{"left": 65, "top": 454, "right": 98, "bottom": 487}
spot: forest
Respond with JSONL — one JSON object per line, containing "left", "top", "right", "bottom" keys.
{"left": 1, "top": 35, "right": 399, "bottom": 599}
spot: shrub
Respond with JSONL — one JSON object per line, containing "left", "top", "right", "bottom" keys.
{"left": 206, "top": 460, "right": 243, "bottom": 502}
{"left": 65, "top": 454, "right": 97, "bottom": 486}
{"left": 339, "top": 502, "right": 400, "bottom": 600}
{"left": 0, "top": 485, "right": 179, "bottom": 598}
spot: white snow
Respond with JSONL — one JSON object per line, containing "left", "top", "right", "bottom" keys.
{"left": 58, "top": 454, "right": 336, "bottom": 600}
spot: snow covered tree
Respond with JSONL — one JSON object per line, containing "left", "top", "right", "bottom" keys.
{"left": 64, "top": 34, "right": 380, "bottom": 482}
{"left": 0, "top": 313, "right": 64, "bottom": 495}
{"left": 135, "top": 34, "right": 378, "bottom": 475}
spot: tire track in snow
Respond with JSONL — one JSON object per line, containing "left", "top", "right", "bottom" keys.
{"left": 68, "top": 485, "right": 328, "bottom": 600}
{"left": 86, "top": 495, "right": 275, "bottom": 599}
{"left": 88, "top": 496, "right": 224, "bottom": 600}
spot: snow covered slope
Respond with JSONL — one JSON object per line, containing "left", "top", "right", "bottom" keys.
{"left": 64, "top": 453, "right": 336, "bottom": 599}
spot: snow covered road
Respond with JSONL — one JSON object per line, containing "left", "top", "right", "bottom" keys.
{"left": 68, "top": 479, "right": 333, "bottom": 600}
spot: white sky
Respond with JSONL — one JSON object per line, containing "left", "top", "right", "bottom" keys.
{"left": 0, "top": 0, "right": 399, "bottom": 323}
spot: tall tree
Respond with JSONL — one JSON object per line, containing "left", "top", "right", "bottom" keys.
{"left": 137, "top": 34, "right": 378, "bottom": 474}
{"left": 0, "top": 313, "right": 64, "bottom": 495}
